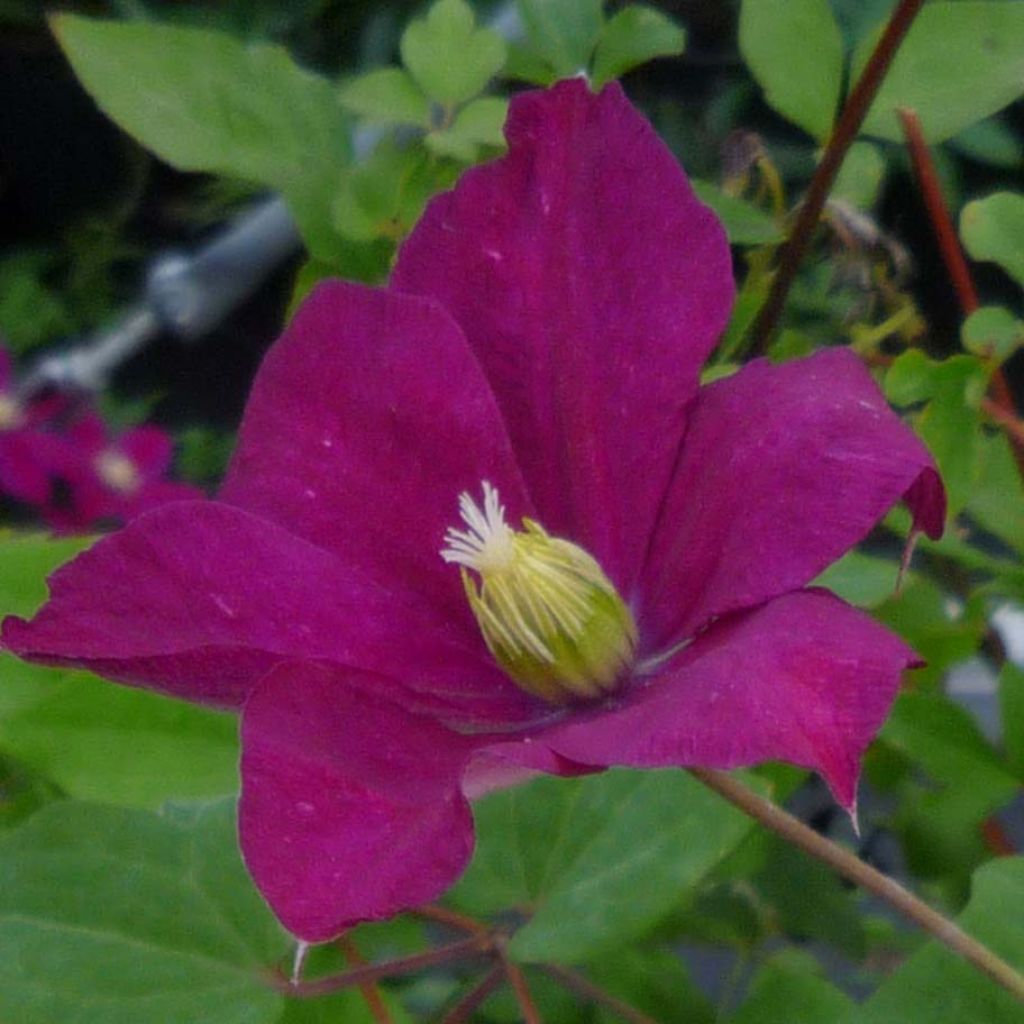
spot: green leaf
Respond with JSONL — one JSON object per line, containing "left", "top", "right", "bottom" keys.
{"left": 51, "top": 15, "right": 350, "bottom": 261}
{"left": 962, "top": 306, "right": 1024, "bottom": 363}
{"left": 951, "top": 116, "right": 1024, "bottom": 170}
{"left": 0, "top": 534, "right": 239, "bottom": 807}
{"left": 731, "top": 964, "right": 855, "bottom": 1023}
{"left": 591, "top": 5, "right": 686, "bottom": 88}
{"left": 967, "top": 432, "right": 1024, "bottom": 557}
{"left": 400, "top": 0, "right": 506, "bottom": 107}
{"left": 588, "top": 948, "right": 714, "bottom": 1024}
{"left": 859, "top": 858, "right": 1024, "bottom": 1023}
{"left": 738, "top": 0, "right": 845, "bottom": 140}
{"left": 856, "top": 2, "right": 1024, "bottom": 143}
{"left": 0, "top": 799, "right": 287, "bottom": 1024}
{"left": 692, "top": 181, "right": 785, "bottom": 246}
{"left": 1000, "top": 662, "right": 1024, "bottom": 781}
{"left": 832, "top": 141, "right": 887, "bottom": 210}
{"left": 812, "top": 550, "right": 901, "bottom": 608}
{"left": 337, "top": 67, "right": 429, "bottom": 127}
{"left": 960, "top": 191, "right": 1024, "bottom": 291}
{"left": 426, "top": 97, "right": 509, "bottom": 160}
{"left": 451, "top": 768, "right": 756, "bottom": 963}
{"left": 517, "top": 0, "right": 605, "bottom": 78}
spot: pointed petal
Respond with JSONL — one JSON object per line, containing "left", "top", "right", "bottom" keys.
{"left": 641, "top": 349, "right": 944, "bottom": 650}
{"left": 2, "top": 500, "right": 534, "bottom": 723}
{"left": 119, "top": 425, "right": 174, "bottom": 477}
{"left": 539, "top": 591, "right": 917, "bottom": 810}
{"left": 392, "top": 79, "right": 734, "bottom": 594}
{"left": 220, "top": 280, "right": 534, "bottom": 626}
{"left": 239, "top": 661, "right": 477, "bottom": 941}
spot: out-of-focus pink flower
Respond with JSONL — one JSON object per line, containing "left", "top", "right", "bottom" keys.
{"left": 42, "top": 411, "right": 204, "bottom": 532}
{"left": 0, "top": 346, "right": 67, "bottom": 507}
{"left": 3, "top": 81, "right": 944, "bottom": 941}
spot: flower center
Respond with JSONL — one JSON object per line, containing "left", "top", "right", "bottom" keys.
{"left": 0, "top": 394, "right": 24, "bottom": 431}
{"left": 95, "top": 450, "right": 141, "bottom": 495}
{"left": 441, "top": 481, "right": 637, "bottom": 704}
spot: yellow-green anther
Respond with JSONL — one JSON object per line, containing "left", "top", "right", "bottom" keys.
{"left": 441, "top": 481, "right": 637, "bottom": 704}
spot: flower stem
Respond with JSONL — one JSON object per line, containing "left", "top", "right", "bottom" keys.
{"left": 496, "top": 940, "right": 543, "bottom": 1024}
{"left": 897, "top": 105, "right": 1024, "bottom": 482}
{"left": 441, "top": 966, "right": 506, "bottom": 1024}
{"left": 337, "top": 934, "right": 393, "bottom": 1024}
{"left": 279, "top": 935, "right": 490, "bottom": 999}
{"left": 748, "top": 0, "right": 925, "bottom": 354}
{"left": 689, "top": 767, "right": 1024, "bottom": 1003}
{"left": 540, "top": 964, "right": 660, "bottom": 1024}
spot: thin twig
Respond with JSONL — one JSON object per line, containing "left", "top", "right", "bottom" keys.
{"left": 441, "top": 966, "right": 506, "bottom": 1024}
{"left": 689, "top": 768, "right": 1024, "bottom": 1004}
{"left": 496, "top": 941, "right": 543, "bottom": 1024}
{"left": 540, "top": 964, "right": 660, "bottom": 1024}
{"left": 277, "top": 935, "right": 491, "bottom": 999}
{"left": 898, "top": 106, "right": 1024, "bottom": 481}
{"left": 749, "top": 0, "right": 925, "bottom": 354}
{"left": 413, "top": 903, "right": 491, "bottom": 936}
{"left": 337, "top": 934, "right": 393, "bottom": 1024}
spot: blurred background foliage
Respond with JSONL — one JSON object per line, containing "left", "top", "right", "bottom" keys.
{"left": 1, "top": 1, "right": 1023, "bottom": 1021}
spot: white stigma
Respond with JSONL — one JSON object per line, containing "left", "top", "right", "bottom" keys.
{"left": 95, "top": 450, "right": 141, "bottom": 495}
{"left": 440, "top": 481, "right": 516, "bottom": 574}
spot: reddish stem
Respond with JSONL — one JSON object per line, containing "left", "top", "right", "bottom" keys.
{"left": 540, "top": 964, "right": 660, "bottom": 1024}
{"left": 496, "top": 942, "right": 543, "bottom": 1024}
{"left": 413, "top": 903, "right": 490, "bottom": 936}
{"left": 441, "top": 966, "right": 506, "bottom": 1024}
{"left": 337, "top": 934, "right": 393, "bottom": 1024}
{"left": 749, "top": 0, "right": 925, "bottom": 354}
{"left": 277, "top": 935, "right": 490, "bottom": 999}
{"left": 898, "top": 106, "right": 1024, "bottom": 484}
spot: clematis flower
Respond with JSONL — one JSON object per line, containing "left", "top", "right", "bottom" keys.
{"left": 2, "top": 80, "right": 944, "bottom": 942}
{"left": 42, "top": 411, "right": 204, "bottom": 533}
{"left": 0, "top": 345, "right": 67, "bottom": 508}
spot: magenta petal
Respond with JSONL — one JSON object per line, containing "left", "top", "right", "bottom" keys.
{"left": 119, "top": 425, "right": 174, "bottom": 477}
{"left": 240, "top": 661, "right": 477, "bottom": 941}
{"left": 640, "top": 349, "right": 945, "bottom": 649}
{"left": 392, "top": 79, "right": 734, "bottom": 594}
{"left": 220, "top": 280, "right": 534, "bottom": 626}
{"left": 2, "top": 500, "right": 531, "bottom": 721}
{"left": 0, "top": 432, "right": 55, "bottom": 505}
{"left": 538, "top": 590, "right": 916, "bottom": 810}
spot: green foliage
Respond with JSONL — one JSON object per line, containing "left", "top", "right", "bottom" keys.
{"left": 0, "top": 799, "right": 287, "bottom": 1024}
{"left": 450, "top": 768, "right": 756, "bottom": 963}
{"left": 0, "top": 251, "right": 73, "bottom": 353}
{"left": 859, "top": 858, "right": 1024, "bottom": 1023}
{"left": 832, "top": 141, "right": 886, "bottom": 210}
{"left": 693, "top": 181, "right": 785, "bottom": 246}
{"left": 739, "top": 0, "right": 845, "bottom": 140}
{"left": 856, "top": 2, "right": 1024, "bottom": 143}
{"left": 960, "top": 191, "right": 1024, "bottom": 291}
{"left": 337, "top": 68, "right": 430, "bottom": 129}
{"left": 400, "top": 0, "right": 506, "bottom": 108}
{"left": 51, "top": 15, "right": 351, "bottom": 261}
{"left": 591, "top": 5, "right": 686, "bottom": 89}
{"left": 516, "top": 0, "right": 605, "bottom": 79}
{"left": 962, "top": 306, "right": 1024, "bottom": 364}
{"left": 730, "top": 963, "right": 855, "bottom": 1023}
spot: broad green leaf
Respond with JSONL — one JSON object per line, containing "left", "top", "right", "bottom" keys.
{"left": 692, "top": 181, "right": 785, "bottom": 246}
{"left": 739, "top": 0, "right": 845, "bottom": 140}
{"left": 951, "top": 116, "right": 1024, "bottom": 170}
{"left": 859, "top": 858, "right": 1024, "bottom": 1023}
{"left": 588, "top": 948, "right": 714, "bottom": 1024}
{"left": 517, "top": 0, "right": 605, "bottom": 78}
{"left": 812, "top": 549, "right": 902, "bottom": 608}
{"left": 591, "top": 5, "right": 686, "bottom": 88}
{"left": 832, "top": 141, "right": 886, "bottom": 210}
{"left": 961, "top": 192, "right": 1024, "bottom": 291}
{"left": 0, "top": 250, "right": 73, "bottom": 353}
{"left": 451, "top": 768, "right": 755, "bottom": 963}
{"left": 962, "top": 306, "right": 1024, "bottom": 363}
{"left": 0, "top": 534, "right": 239, "bottom": 807}
{"left": 426, "top": 97, "right": 508, "bottom": 160}
{"left": 967, "top": 432, "right": 1024, "bottom": 557}
{"left": 732, "top": 964, "right": 855, "bottom": 1023}
{"left": 0, "top": 799, "right": 287, "bottom": 1024}
{"left": 400, "top": 0, "right": 506, "bottom": 108}
{"left": 1000, "top": 663, "right": 1024, "bottom": 781}
{"left": 856, "top": 2, "right": 1024, "bottom": 143}
{"left": 51, "top": 15, "right": 350, "bottom": 261}
{"left": 338, "top": 67, "right": 429, "bottom": 127}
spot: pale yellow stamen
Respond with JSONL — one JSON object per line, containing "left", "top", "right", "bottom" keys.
{"left": 0, "top": 394, "right": 24, "bottom": 431}
{"left": 95, "top": 450, "right": 141, "bottom": 495}
{"left": 441, "top": 482, "right": 637, "bottom": 704}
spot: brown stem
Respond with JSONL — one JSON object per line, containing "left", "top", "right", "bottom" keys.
{"left": 496, "top": 941, "right": 543, "bottom": 1024}
{"left": 749, "top": 0, "right": 925, "bottom": 354}
{"left": 980, "top": 397, "right": 1024, "bottom": 449}
{"left": 277, "top": 935, "right": 491, "bottom": 999}
{"left": 689, "top": 768, "right": 1024, "bottom": 1003}
{"left": 337, "top": 934, "right": 393, "bottom": 1024}
{"left": 413, "top": 903, "right": 490, "bottom": 936}
{"left": 540, "top": 964, "right": 660, "bottom": 1024}
{"left": 441, "top": 966, "right": 506, "bottom": 1024}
